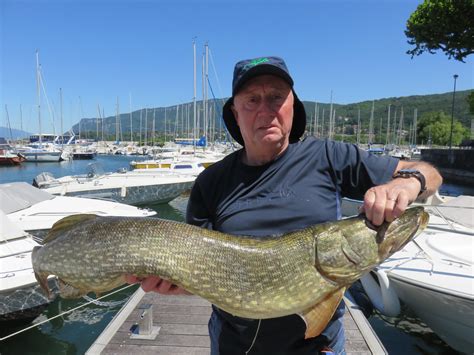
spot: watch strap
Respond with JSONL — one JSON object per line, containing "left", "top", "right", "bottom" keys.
{"left": 393, "top": 169, "right": 427, "bottom": 195}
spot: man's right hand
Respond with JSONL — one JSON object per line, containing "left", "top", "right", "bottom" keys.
{"left": 125, "top": 274, "right": 191, "bottom": 295}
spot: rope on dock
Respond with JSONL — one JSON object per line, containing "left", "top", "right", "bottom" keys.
{"left": 0, "top": 283, "right": 136, "bottom": 342}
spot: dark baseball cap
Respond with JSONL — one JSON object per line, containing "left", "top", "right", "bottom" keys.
{"left": 222, "top": 56, "right": 307, "bottom": 146}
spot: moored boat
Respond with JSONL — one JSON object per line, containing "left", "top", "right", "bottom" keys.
{"left": 33, "top": 163, "right": 196, "bottom": 206}
{"left": 1, "top": 181, "right": 156, "bottom": 239}
{"left": 0, "top": 211, "right": 58, "bottom": 321}
{"left": 0, "top": 138, "right": 26, "bottom": 166}
{"left": 349, "top": 195, "right": 474, "bottom": 354}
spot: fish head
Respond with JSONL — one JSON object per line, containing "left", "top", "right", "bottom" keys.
{"left": 315, "top": 206, "right": 429, "bottom": 284}
{"left": 32, "top": 245, "right": 89, "bottom": 299}
{"left": 57, "top": 278, "right": 91, "bottom": 298}
{"left": 375, "top": 206, "right": 429, "bottom": 259}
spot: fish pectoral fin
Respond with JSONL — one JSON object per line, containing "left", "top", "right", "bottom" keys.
{"left": 44, "top": 214, "right": 99, "bottom": 243}
{"left": 299, "top": 287, "right": 345, "bottom": 339}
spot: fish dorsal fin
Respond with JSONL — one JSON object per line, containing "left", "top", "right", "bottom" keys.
{"left": 299, "top": 287, "right": 345, "bottom": 339}
{"left": 44, "top": 214, "right": 98, "bottom": 244}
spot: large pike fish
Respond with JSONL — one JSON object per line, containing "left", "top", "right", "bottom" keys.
{"left": 32, "top": 207, "right": 428, "bottom": 338}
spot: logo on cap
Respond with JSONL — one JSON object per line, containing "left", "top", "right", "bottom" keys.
{"left": 243, "top": 57, "right": 269, "bottom": 71}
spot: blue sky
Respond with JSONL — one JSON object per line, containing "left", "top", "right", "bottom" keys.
{"left": 1, "top": 0, "right": 472, "bottom": 133}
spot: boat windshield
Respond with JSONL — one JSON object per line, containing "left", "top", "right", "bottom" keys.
{"left": 87, "top": 162, "right": 106, "bottom": 177}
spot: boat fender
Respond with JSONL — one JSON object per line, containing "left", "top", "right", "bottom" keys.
{"left": 121, "top": 186, "right": 127, "bottom": 197}
{"left": 360, "top": 269, "right": 400, "bottom": 317}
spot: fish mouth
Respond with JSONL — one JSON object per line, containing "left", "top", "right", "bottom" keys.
{"left": 420, "top": 211, "right": 429, "bottom": 230}
{"left": 392, "top": 209, "right": 430, "bottom": 252}
{"left": 32, "top": 246, "right": 53, "bottom": 299}
{"left": 57, "top": 278, "right": 87, "bottom": 299}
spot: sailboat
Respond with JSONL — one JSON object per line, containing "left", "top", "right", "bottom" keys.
{"left": 18, "top": 51, "right": 65, "bottom": 162}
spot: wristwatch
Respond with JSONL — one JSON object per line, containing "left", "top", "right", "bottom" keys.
{"left": 393, "top": 169, "right": 426, "bottom": 195}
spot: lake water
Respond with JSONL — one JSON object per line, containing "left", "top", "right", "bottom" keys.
{"left": 0, "top": 155, "right": 469, "bottom": 354}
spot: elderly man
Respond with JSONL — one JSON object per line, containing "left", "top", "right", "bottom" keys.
{"left": 129, "top": 56, "right": 442, "bottom": 354}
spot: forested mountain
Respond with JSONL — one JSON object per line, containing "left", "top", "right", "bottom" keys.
{"left": 72, "top": 89, "right": 472, "bottom": 141}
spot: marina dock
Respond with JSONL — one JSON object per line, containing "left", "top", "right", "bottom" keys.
{"left": 86, "top": 289, "right": 386, "bottom": 354}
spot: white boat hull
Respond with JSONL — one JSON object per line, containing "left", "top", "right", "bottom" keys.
{"left": 344, "top": 195, "right": 474, "bottom": 354}
{"left": 387, "top": 274, "right": 474, "bottom": 354}
{"left": 23, "top": 151, "right": 63, "bottom": 162}
{"left": 0, "top": 231, "right": 59, "bottom": 321}
{"left": 40, "top": 170, "right": 197, "bottom": 206}
{"left": 55, "top": 180, "right": 194, "bottom": 205}
{"left": 0, "top": 278, "right": 58, "bottom": 321}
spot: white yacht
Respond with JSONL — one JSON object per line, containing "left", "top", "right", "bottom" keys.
{"left": 33, "top": 163, "right": 196, "bottom": 206}
{"left": 17, "top": 142, "right": 65, "bottom": 162}
{"left": 1, "top": 182, "right": 156, "bottom": 239}
{"left": 375, "top": 196, "right": 474, "bottom": 354}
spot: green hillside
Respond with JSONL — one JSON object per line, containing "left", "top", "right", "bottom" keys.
{"left": 73, "top": 89, "right": 473, "bottom": 142}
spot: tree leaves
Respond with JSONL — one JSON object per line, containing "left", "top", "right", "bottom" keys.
{"left": 405, "top": 0, "right": 474, "bottom": 62}
{"left": 418, "top": 111, "right": 469, "bottom": 145}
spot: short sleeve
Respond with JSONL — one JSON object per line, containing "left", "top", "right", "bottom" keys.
{"left": 326, "top": 141, "right": 399, "bottom": 200}
{"left": 185, "top": 178, "right": 213, "bottom": 229}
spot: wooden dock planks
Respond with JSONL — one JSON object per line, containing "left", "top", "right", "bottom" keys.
{"left": 87, "top": 289, "right": 386, "bottom": 354}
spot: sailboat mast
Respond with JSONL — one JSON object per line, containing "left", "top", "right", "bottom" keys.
{"left": 102, "top": 108, "right": 105, "bottom": 142}
{"left": 20, "top": 104, "right": 23, "bottom": 133}
{"left": 413, "top": 108, "right": 418, "bottom": 146}
{"left": 313, "top": 101, "right": 318, "bottom": 137}
{"left": 139, "top": 108, "right": 143, "bottom": 145}
{"left": 174, "top": 105, "right": 179, "bottom": 138}
{"left": 321, "top": 108, "right": 325, "bottom": 139}
{"left": 386, "top": 104, "right": 391, "bottom": 146}
{"left": 205, "top": 42, "right": 209, "bottom": 146}
{"left": 60, "top": 88, "right": 64, "bottom": 146}
{"left": 36, "top": 50, "right": 42, "bottom": 146}
{"left": 164, "top": 107, "right": 167, "bottom": 142}
{"left": 398, "top": 107, "right": 404, "bottom": 146}
{"left": 97, "top": 104, "right": 103, "bottom": 143}
{"left": 368, "top": 100, "right": 375, "bottom": 144}
{"left": 5, "top": 105, "right": 13, "bottom": 141}
{"left": 201, "top": 53, "right": 205, "bottom": 142}
{"left": 193, "top": 39, "right": 197, "bottom": 152}
{"left": 78, "top": 96, "right": 83, "bottom": 140}
{"left": 144, "top": 107, "right": 148, "bottom": 146}
{"left": 152, "top": 108, "right": 156, "bottom": 146}
{"left": 129, "top": 93, "right": 133, "bottom": 142}
{"left": 357, "top": 108, "right": 361, "bottom": 146}
{"left": 328, "top": 91, "right": 333, "bottom": 140}
{"left": 115, "top": 97, "right": 120, "bottom": 142}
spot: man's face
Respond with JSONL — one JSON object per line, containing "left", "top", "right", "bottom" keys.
{"left": 231, "top": 75, "right": 294, "bottom": 150}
